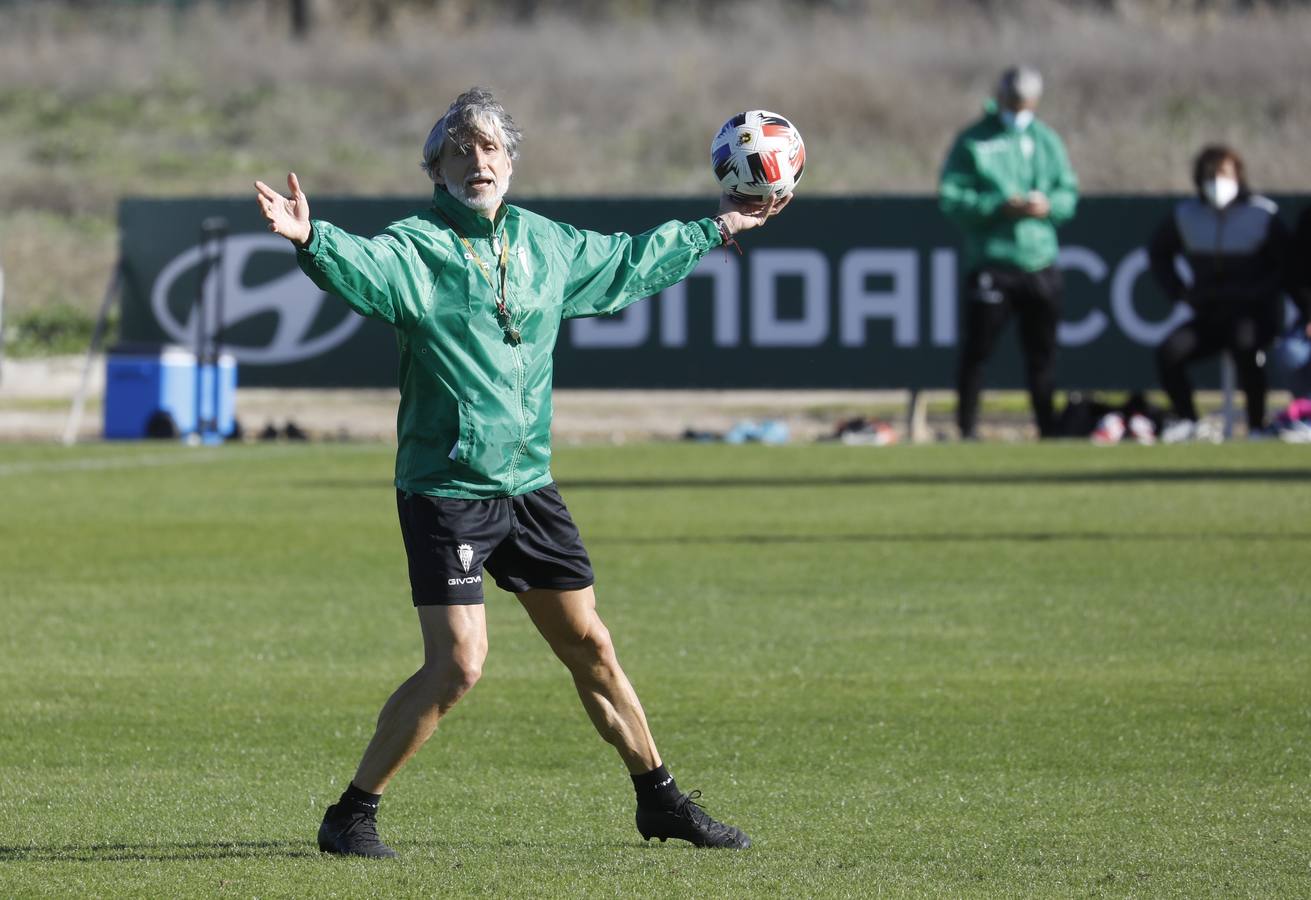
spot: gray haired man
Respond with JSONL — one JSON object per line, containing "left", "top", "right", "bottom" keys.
{"left": 256, "top": 88, "right": 785, "bottom": 857}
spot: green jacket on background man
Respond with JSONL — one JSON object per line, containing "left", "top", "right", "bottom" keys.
{"left": 298, "top": 187, "right": 723, "bottom": 500}
{"left": 938, "top": 99, "right": 1079, "bottom": 273}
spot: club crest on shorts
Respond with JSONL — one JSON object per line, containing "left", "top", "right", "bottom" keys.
{"left": 457, "top": 543, "right": 474, "bottom": 574}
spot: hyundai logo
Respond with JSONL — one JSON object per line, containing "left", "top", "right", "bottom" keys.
{"left": 150, "top": 233, "right": 364, "bottom": 364}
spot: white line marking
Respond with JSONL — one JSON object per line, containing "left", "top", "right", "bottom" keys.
{"left": 0, "top": 444, "right": 386, "bottom": 478}
{"left": 0, "top": 450, "right": 229, "bottom": 477}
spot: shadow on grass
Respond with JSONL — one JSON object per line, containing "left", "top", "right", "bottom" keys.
{"left": 0, "top": 840, "right": 316, "bottom": 863}
{"left": 0, "top": 838, "right": 643, "bottom": 863}
{"left": 588, "top": 530, "right": 1311, "bottom": 546}
{"left": 293, "top": 468, "right": 1311, "bottom": 493}
{"left": 558, "top": 468, "right": 1311, "bottom": 490}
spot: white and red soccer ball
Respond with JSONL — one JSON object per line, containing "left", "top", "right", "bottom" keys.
{"left": 711, "top": 109, "right": 806, "bottom": 202}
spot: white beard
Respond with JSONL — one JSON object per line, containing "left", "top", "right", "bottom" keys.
{"left": 449, "top": 173, "right": 511, "bottom": 213}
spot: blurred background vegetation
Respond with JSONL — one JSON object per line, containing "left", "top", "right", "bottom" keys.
{"left": 1, "top": 0, "right": 1309, "bottom": 353}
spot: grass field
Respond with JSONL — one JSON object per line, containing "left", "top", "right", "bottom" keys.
{"left": 2, "top": 440, "right": 1309, "bottom": 897}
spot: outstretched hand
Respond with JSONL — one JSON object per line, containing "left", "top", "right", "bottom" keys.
{"left": 716, "top": 192, "right": 792, "bottom": 238}
{"left": 255, "top": 172, "right": 312, "bottom": 247}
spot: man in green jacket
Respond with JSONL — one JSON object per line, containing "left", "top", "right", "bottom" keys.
{"left": 255, "top": 88, "right": 785, "bottom": 857}
{"left": 939, "top": 65, "right": 1079, "bottom": 439}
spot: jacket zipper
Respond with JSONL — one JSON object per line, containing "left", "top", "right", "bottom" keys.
{"left": 506, "top": 342, "right": 528, "bottom": 493}
{"left": 498, "top": 223, "right": 529, "bottom": 493}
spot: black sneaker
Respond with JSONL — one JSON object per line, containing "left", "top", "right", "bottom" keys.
{"left": 317, "top": 802, "right": 398, "bottom": 858}
{"left": 636, "top": 790, "right": 751, "bottom": 849}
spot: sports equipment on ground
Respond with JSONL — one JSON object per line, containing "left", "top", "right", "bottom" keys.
{"left": 636, "top": 790, "right": 752, "bottom": 849}
{"left": 1160, "top": 418, "right": 1222, "bottom": 445}
{"left": 317, "top": 803, "right": 399, "bottom": 858}
{"left": 711, "top": 110, "right": 805, "bottom": 202}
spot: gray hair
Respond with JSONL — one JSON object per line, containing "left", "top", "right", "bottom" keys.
{"left": 420, "top": 87, "right": 522, "bottom": 182}
{"left": 997, "top": 65, "right": 1044, "bottom": 105}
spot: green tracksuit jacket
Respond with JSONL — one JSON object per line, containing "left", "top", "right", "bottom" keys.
{"left": 297, "top": 188, "right": 722, "bottom": 499}
{"left": 938, "top": 100, "right": 1079, "bottom": 273}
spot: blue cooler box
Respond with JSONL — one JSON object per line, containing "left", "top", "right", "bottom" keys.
{"left": 104, "top": 344, "right": 237, "bottom": 439}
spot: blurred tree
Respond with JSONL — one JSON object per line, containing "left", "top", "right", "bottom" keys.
{"left": 289, "top": 0, "right": 308, "bottom": 37}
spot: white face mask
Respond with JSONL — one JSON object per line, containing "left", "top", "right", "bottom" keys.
{"left": 1202, "top": 176, "right": 1239, "bottom": 209}
{"left": 1000, "top": 109, "right": 1034, "bottom": 132}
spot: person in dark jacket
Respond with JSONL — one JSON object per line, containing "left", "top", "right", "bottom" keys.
{"left": 1275, "top": 205, "right": 1311, "bottom": 400}
{"left": 1262, "top": 205, "right": 1311, "bottom": 440}
{"left": 1148, "top": 144, "right": 1290, "bottom": 441}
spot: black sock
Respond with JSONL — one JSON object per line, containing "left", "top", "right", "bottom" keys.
{"left": 339, "top": 782, "right": 382, "bottom": 813}
{"left": 631, "top": 764, "right": 681, "bottom": 809}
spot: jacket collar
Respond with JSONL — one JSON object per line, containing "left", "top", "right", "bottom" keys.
{"left": 431, "top": 186, "right": 512, "bottom": 238}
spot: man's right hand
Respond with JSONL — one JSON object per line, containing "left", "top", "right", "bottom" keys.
{"left": 1003, "top": 194, "right": 1050, "bottom": 219}
{"left": 1002, "top": 195, "right": 1029, "bottom": 219}
{"left": 255, "top": 172, "right": 312, "bottom": 247}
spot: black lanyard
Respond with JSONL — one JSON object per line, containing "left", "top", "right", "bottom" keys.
{"left": 434, "top": 209, "right": 521, "bottom": 344}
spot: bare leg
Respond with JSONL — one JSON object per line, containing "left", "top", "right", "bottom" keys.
{"left": 352, "top": 603, "right": 488, "bottom": 793}
{"left": 517, "top": 586, "right": 660, "bottom": 774}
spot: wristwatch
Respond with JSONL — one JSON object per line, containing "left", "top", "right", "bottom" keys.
{"left": 712, "top": 215, "right": 734, "bottom": 245}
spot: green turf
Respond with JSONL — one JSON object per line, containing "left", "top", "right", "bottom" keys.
{"left": 2, "top": 440, "right": 1309, "bottom": 898}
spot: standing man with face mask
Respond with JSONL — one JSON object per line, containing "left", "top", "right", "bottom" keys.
{"left": 1148, "top": 145, "right": 1290, "bottom": 441}
{"left": 939, "top": 65, "right": 1080, "bottom": 441}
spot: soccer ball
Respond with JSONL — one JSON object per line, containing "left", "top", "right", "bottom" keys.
{"left": 710, "top": 110, "right": 806, "bottom": 202}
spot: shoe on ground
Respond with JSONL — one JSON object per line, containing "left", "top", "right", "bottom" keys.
{"left": 1160, "top": 418, "right": 1197, "bottom": 444}
{"left": 1194, "top": 418, "right": 1223, "bottom": 443}
{"left": 636, "top": 790, "right": 751, "bottom": 849}
{"left": 1161, "top": 417, "right": 1223, "bottom": 444}
{"left": 317, "top": 802, "right": 398, "bottom": 858}
{"left": 1127, "top": 413, "right": 1157, "bottom": 445}
{"left": 1279, "top": 419, "right": 1311, "bottom": 444}
{"left": 1091, "top": 413, "right": 1125, "bottom": 445}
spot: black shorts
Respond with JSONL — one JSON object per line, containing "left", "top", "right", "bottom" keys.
{"left": 396, "top": 484, "right": 595, "bottom": 606}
